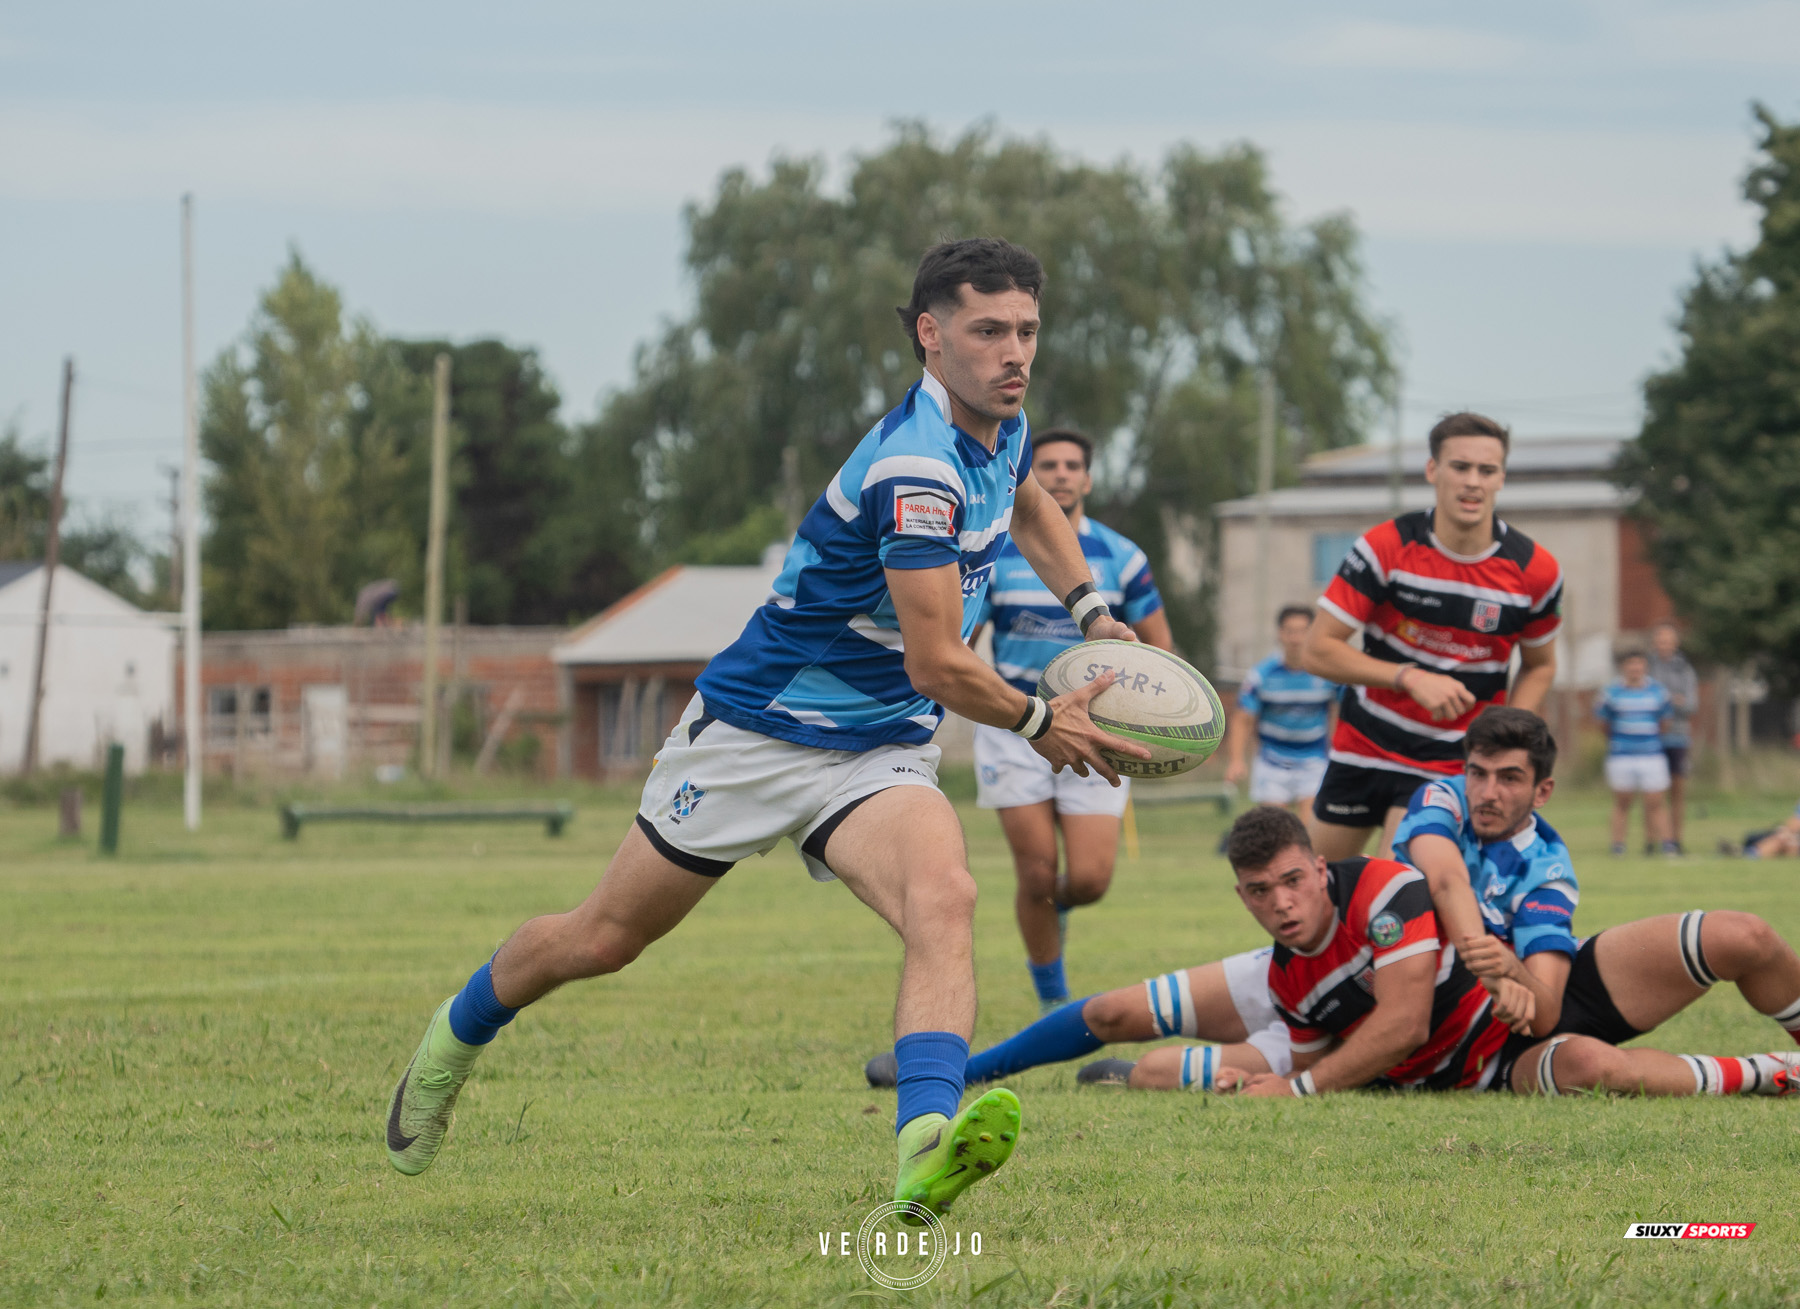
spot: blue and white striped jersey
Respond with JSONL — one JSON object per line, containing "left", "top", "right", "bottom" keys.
{"left": 1392, "top": 774, "right": 1579, "bottom": 961}
{"left": 972, "top": 517, "right": 1162, "bottom": 694}
{"left": 1595, "top": 678, "right": 1672, "bottom": 756}
{"left": 1237, "top": 654, "right": 1336, "bottom": 765}
{"left": 696, "top": 372, "right": 1029, "bottom": 751}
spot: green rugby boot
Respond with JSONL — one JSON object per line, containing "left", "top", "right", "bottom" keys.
{"left": 385, "top": 998, "right": 482, "bottom": 1176}
{"left": 893, "top": 1087, "right": 1021, "bottom": 1224}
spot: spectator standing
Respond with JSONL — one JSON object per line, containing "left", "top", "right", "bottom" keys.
{"left": 1647, "top": 621, "right": 1698, "bottom": 854}
{"left": 1596, "top": 651, "right": 1676, "bottom": 856}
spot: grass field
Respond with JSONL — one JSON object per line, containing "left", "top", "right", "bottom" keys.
{"left": 6, "top": 777, "right": 1800, "bottom": 1306}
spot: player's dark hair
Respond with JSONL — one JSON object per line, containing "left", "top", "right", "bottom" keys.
{"left": 1427, "top": 411, "right": 1510, "bottom": 461}
{"left": 1034, "top": 428, "right": 1093, "bottom": 469}
{"left": 1276, "top": 605, "right": 1314, "bottom": 628}
{"left": 1225, "top": 805, "right": 1313, "bottom": 874}
{"left": 897, "top": 238, "right": 1046, "bottom": 364}
{"left": 1463, "top": 706, "right": 1557, "bottom": 783}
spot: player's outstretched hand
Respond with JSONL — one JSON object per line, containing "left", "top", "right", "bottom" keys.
{"left": 1402, "top": 668, "right": 1476, "bottom": 722}
{"left": 1083, "top": 615, "right": 1139, "bottom": 644}
{"left": 1237, "top": 1072, "right": 1297, "bottom": 1098}
{"left": 1213, "top": 1065, "right": 1255, "bottom": 1093}
{"left": 1032, "top": 669, "right": 1153, "bottom": 785}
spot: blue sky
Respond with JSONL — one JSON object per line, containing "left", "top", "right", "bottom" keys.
{"left": 3, "top": 1, "right": 1798, "bottom": 545}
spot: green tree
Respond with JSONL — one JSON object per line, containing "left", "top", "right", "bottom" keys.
{"left": 0, "top": 423, "right": 152, "bottom": 605}
{"left": 583, "top": 124, "right": 1394, "bottom": 658}
{"left": 1618, "top": 108, "right": 1800, "bottom": 689}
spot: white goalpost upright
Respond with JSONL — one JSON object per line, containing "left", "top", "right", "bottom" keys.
{"left": 181, "top": 194, "right": 202, "bottom": 831}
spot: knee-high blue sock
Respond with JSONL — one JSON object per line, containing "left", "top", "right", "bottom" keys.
{"left": 965, "top": 997, "right": 1101, "bottom": 1084}
{"left": 1028, "top": 956, "right": 1069, "bottom": 1004}
{"left": 446, "top": 960, "right": 519, "bottom": 1046}
{"left": 894, "top": 1031, "right": 968, "bottom": 1133}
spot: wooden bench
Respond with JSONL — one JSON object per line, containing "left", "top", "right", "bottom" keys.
{"left": 279, "top": 802, "right": 574, "bottom": 840}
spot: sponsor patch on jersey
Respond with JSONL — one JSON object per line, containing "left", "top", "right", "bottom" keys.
{"left": 1471, "top": 599, "right": 1502, "bottom": 632}
{"left": 1369, "top": 911, "right": 1404, "bottom": 947}
{"left": 895, "top": 489, "right": 956, "bottom": 537}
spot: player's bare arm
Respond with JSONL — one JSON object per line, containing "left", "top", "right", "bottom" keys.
{"left": 1223, "top": 705, "right": 1257, "bottom": 786}
{"left": 1303, "top": 610, "right": 1475, "bottom": 723}
{"left": 1509, "top": 636, "right": 1555, "bottom": 714}
{"left": 1006, "top": 471, "right": 1140, "bottom": 647}
{"left": 886, "top": 562, "right": 1148, "bottom": 783}
{"left": 1236, "top": 950, "right": 1437, "bottom": 1096}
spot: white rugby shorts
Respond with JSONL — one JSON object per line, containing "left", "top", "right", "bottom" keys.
{"left": 1221, "top": 947, "right": 1292, "bottom": 1076}
{"left": 973, "top": 722, "right": 1131, "bottom": 817}
{"left": 1604, "top": 752, "right": 1671, "bottom": 794}
{"left": 1248, "top": 754, "right": 1328, "bottom": 806}
{"left": 637, "top": 694, "right": 942, "bottom": 882}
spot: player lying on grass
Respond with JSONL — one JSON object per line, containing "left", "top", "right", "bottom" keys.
{"left": 384, "top": 237, "right": 1153, "bottom": 1222}
{"left": 1393, "top": 706, "right": 1800, "bottom": 1095}
{"left": 1200, "top": 805, "right": 1800, "bottom": 1097}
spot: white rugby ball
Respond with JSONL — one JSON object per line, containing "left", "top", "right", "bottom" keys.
{"left": 1037, "top": 640, "right": 1226, "bottom": 778}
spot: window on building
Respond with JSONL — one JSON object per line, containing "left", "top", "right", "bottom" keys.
{"left": 207, "top": 687, "right": 238, "bottom": 741}
{"left": 1312, "top": 532, "right": 1361, "bottom": 587}
{"left": 207, "top": 686, "right": 273, "bottom": 740}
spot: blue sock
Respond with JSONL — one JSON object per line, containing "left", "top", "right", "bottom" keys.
{"left": 965, "top": 997, "right": 1101, "bottom": 1084}
{"left": 1028, "top": 956, "right": 1069, "bottom": 1004}
{"left": 446, "top": 960, "right": 519, "bottom": 1046}
{"left": 894, "top": 1031, "right": 969, "bottom": 1133}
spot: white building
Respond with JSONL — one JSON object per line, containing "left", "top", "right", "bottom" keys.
{"left": 0, "top": 563, "right": 175, "bottom": 775}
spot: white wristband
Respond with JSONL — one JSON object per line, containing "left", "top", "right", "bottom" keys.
{"left": 1069, "top": 591, "right": 1110, "bottom": 637}
{"left": 1010, "top": 695, "right": 1051, "bottom": 740}
{"left": 1290, "top": 1069, "right": 1317, "bottom": 1097}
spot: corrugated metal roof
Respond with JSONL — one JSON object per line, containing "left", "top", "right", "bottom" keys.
{"left": 1214, "top": 479, "right": 1631, "bottom": 519}
{"left": 553, "top": 562, "right": 783, "bottom": 665}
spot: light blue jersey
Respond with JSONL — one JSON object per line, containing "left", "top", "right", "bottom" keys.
{"left": 973, "top": 518, "right": 1162, "bottom": 694}
{"left": 697, "top": 372, "right": 1029, "bottom": 751}
{"left": 1595, "top": 677, "right": 1673, "bottom": 756}
{"left": 1392, "top": 774, "right": 1579, "bottom": 961}
{"left": 1237, "top": 654, "right": 1335, "bottom": 766}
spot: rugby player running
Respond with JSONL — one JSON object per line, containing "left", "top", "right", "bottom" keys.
{"left": 1304, "top": 412, "right": 1561, "bottom": 860}
{"left": 383, "top": 238, "right": 1151, "bottom": 1220}
{"left": 969, "top": 426, "right": 1173, "bottom": 1013}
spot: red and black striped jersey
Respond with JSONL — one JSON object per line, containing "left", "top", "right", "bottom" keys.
{"left": 1318, "top": 510, "right": 1562, "bottom": 777}
{"left": 1267, "top": 856, "right": 1512, "bottom": 1090}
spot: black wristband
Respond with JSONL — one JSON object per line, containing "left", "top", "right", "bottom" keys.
{"left": 1064, "top": 581, "right": 1111, "bottom": 637}
{"left": 1063, "top": 581, "right": 1098, "bottom": 610}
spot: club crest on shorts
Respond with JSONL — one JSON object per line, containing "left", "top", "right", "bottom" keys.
{"left": 1369, "top": 911, "right": 1404, "bottom": 948}
{"left": 671, "top": 779, "right": 706, "bottom": 819}
{"left": 1471, "top": 599, "right": 1502, "bottom": 632}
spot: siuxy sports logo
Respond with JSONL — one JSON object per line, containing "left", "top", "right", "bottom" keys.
{"left": 1624, "top": 1222, "right": 1755, "bottom": 1239}
{"left": 818, "top": 1203, "right": 985, "bottom": 1290}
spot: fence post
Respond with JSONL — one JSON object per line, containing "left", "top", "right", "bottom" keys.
{"left": 99, "top": 742, "right": 124, "bottom": 855}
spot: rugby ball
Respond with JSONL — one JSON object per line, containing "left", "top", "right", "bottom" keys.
{"left": 1037, "top": 640, "right": 1226, "bottom": 778}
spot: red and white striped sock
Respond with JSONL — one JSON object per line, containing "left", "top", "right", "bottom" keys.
{"left": 1681, "top": 1053, "right": 1798, "bottom": 1095}
{"left": 1765, "top": 994, "right": 1800, "bottom": 1046}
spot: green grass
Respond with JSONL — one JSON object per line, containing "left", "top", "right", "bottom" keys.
{"left": 5, "top": 782, "right": 1800, "bottom": 1306}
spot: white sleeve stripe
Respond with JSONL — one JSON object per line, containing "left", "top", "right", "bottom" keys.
{"left": 1316, "top": 594, "right": 1362, "bottom": 629}
{"left": 862, "top": 455, "right": 966, "bottom": 500}
{"left": 1519, "top": 625, "right": 1561, "bottom": 647}
{"left": 826, "top": 473, "right": 858, "bottom": 521}
{"left": 1528, "top": 570, "right": 1565, "bottom": 613}
{"left": 1371, "top": 938, "right": 1440, "bottom": 968}
{"left": 1352, "top": 537, "right": 1387, "bottom": 584}
{"left": 1119, "top": 548, "right": 1149, "bottom": 582}
{"left": 1365, "top": 867, "right": 1425, "bottom": 918}
{"left": 1289, "top": 1035, "right": 1334, "bottom": 1053}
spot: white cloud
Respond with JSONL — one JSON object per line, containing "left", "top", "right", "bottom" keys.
{"left": 1613, "top": 0, "right": 1800, "bottom": 67}
{"left": 1283, "top": 20, "right": 1535, "bottom": 71}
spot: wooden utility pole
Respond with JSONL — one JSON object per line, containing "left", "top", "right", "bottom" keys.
{"left": 420, "top": 353, "right": 452, "bottom": 778}
{"left": 22, "top": 358, "right": 74, "bottom": 774}
{"left": 1252, "top": 368, "right": 1276, "bottom": 638}
{"left": 181, "top": 194, "right": 202, "bottom": 831}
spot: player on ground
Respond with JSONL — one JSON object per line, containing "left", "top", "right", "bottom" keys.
{"left": 1395, "top": 707, "right": 1800, "bottom": 1097}
{"left": 1303, "top": 412, "right": 1561, "bottom": 860}
{"left": 970, "top": 427, "right": 1173, "bottom": 1012}
{"left": 1209, "top": 806, "right": 1799, "bottom": 1098}
{"left": 383, "top": 238, "right": 1153, "bottom": 1220}
{"left": 1224, "top": 606, "right": 1337, "bottom": 812}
